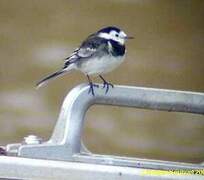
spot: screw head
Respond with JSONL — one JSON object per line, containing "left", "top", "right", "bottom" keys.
{"left": 23, "top": 135, "right": 42, "bottom": 145}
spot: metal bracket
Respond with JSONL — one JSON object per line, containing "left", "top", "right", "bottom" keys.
{"left": 11, "top": 83, "right": 204, "bottom": 170}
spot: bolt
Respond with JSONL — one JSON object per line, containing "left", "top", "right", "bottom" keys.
{"left": 23, "top": 135, "right": 42, "bottom": 145}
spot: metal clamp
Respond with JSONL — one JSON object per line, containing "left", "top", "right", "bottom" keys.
{"left": 11, "top": 84, "right": 204, "bottom": 170}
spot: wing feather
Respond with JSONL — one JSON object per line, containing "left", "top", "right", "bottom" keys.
{"left": 64, "top": 34, "right": 108, "bottom": 67}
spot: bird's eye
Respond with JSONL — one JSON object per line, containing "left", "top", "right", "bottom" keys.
{"left": 115, "top": 34, "right": 119, "bottom": 37}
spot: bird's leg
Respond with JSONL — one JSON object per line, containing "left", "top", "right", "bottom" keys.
{"left": 99, "top": 75, "right": 114, "bottom": 94}
{"left": 87, "top": 75, "right": 99, "bottom": 96}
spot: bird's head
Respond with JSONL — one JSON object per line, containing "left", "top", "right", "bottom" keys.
{"left": 97, "top": 26, "right": 133, "bottom": 45}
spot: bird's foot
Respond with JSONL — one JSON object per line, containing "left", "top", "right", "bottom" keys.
{"left": 88, "top": 82, "right": 99, "bottom": 96}
{"left": 102, "top": 81, "right": 114, "bottom": 94}
{"left": 99, "top": 75, "right": 114, "bottom": 94}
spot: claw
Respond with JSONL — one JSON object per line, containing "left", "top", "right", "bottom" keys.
{"left": 103, "top": 82, "right": 114, "bottom": 94}
{"left": 87, "top": 75, "right": 99, "bottom": 96}
{"left": 88, "top": 82, "right": 99, "bottom": 96}
{"left": 99, "top": 75, "right": 114, "bottom": 94}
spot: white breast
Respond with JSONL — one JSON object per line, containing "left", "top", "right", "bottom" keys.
{"left": 79, "top": 55, "right": 124, "bottom": 76}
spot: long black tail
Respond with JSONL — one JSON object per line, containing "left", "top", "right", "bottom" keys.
{"left": 36, "top": 69, "right": 66, "bottom": 88}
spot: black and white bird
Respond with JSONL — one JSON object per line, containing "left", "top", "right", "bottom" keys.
{"left": 36, "top": 26, "right": 133, "bottom": 95}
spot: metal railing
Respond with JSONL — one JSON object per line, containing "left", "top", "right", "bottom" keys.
{"left": 1, "top": 84, "right": 204, "bottom": 179}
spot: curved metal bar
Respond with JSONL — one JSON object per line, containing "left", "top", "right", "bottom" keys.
{"left": 19, "top": 84, "right": 204, "bottom": 162}
{"left": 50, "top": 83, "right": 204, "bottom": 154}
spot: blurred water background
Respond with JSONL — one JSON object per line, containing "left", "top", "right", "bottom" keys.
{"left": 0, "top": 0, "right": 203, "bottom": 163}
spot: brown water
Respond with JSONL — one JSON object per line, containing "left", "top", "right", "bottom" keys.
{"left": 0, "top": 0, "right": 204, "bottom": 162}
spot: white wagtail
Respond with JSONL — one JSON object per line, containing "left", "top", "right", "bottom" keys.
{"left": 36, "top": 26, "right": 133, "bottom": 95}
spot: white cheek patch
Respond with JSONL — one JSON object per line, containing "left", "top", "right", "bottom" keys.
{"left": 120, "top": 31, "right": 127, "bottom": 38}
{"left": 98, "top": 32, "right": 111, "bottom": 39}
{"left": 98, "top": 32, "right": 125, "bottom": 45}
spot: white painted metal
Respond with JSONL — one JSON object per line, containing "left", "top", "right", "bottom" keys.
{"left": 0, "top": 156, "right": 202, "bottom": 180}
{"left": 0, "top": 84, "right": 203, "bottom": 179}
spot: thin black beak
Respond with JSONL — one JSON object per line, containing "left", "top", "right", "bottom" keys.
{"left": 126, "top": 36, "right": 134, "bottom": 39}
